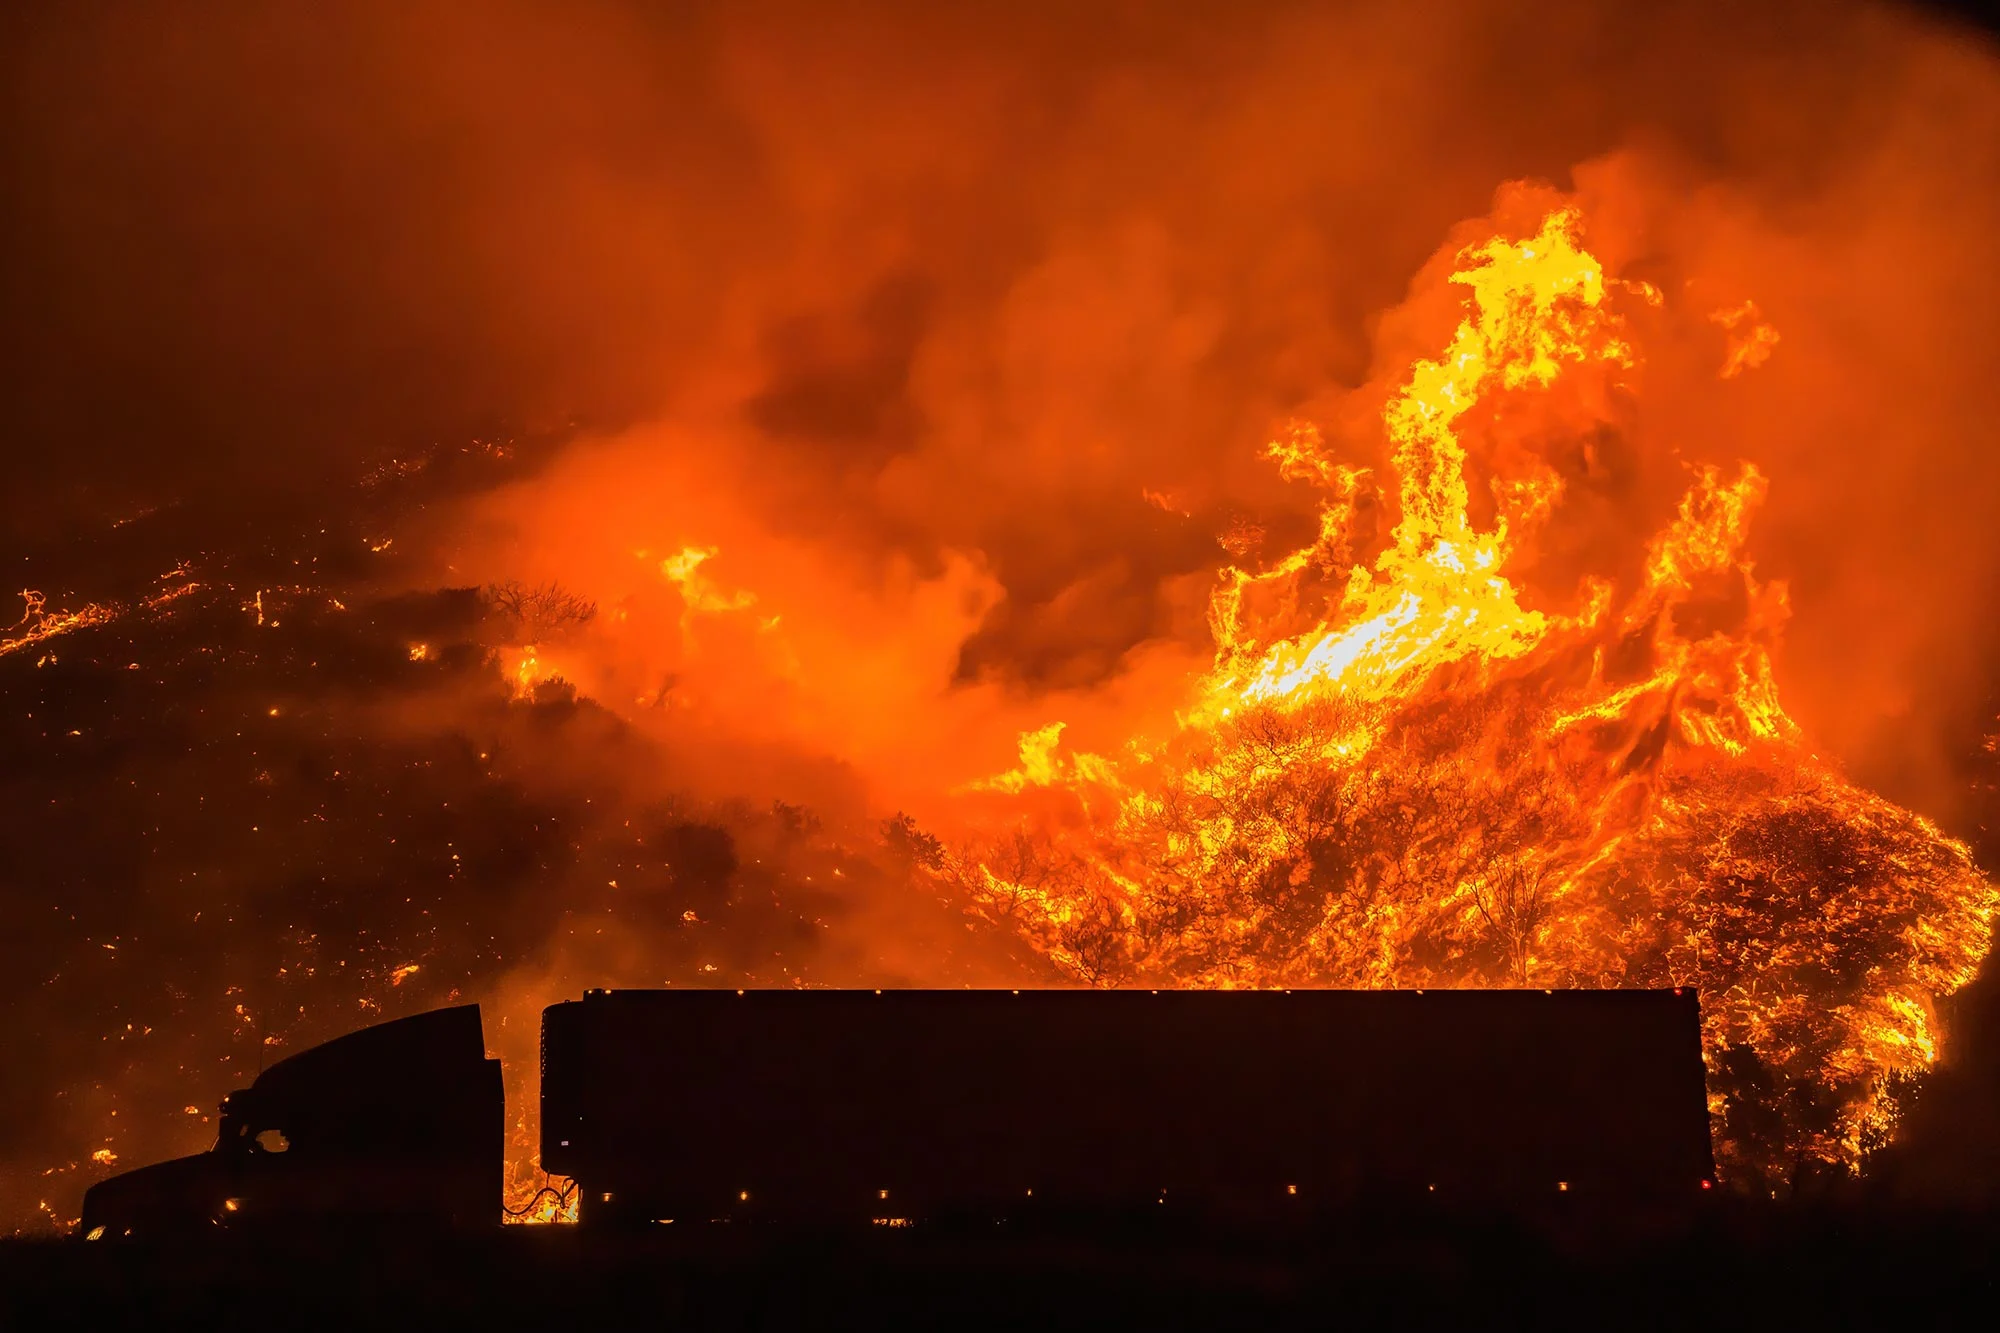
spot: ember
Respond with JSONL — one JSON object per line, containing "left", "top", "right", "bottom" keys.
{"left": 1, "top": 591, "right": 116, "bottom": 660}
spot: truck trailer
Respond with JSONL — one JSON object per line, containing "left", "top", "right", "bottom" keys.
{"left": 82, "top": 987, "right": 1714, "bottom": 1236}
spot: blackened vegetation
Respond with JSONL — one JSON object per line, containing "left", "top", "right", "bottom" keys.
{"left": 0, "top": 576, "right": 603, "bottom": 1223}
{"left": 481, "top": 581, "right": 597, "bottom": 643}
{"left": 880, "top": 813, "right": 946, "bottom": 872}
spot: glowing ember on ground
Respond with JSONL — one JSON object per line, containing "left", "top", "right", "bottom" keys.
{"left": 1, "top": 591, "right": 116, "bottom": 660}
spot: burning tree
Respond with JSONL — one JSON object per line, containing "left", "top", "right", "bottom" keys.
{"left": 945, "top": 205, "right": 1999, "bottom": 1188}
{"left": 482, "top": 581, "right": 597, "bottom": 643}
{"left": 480, "top": 581, "right": 598, "bottom": 697}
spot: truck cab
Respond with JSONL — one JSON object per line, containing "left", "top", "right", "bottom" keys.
{"left": 81, "top": 1005, "right": 503, "bottom": 1238}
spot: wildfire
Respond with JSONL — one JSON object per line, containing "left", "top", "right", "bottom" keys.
{"left": 502, "top": 1174, "right": 578, "bottom": 1225}
{"left": 952, "top": 205, "right": 1999, "bottom": 1187}
{"left": 1711, "top": 300, "right": 1781, "bottom": 380}
{"left": 660, "top": 544, "right": 758, "bottom": 625}
{"left": 508, "top": 645, "right": 550, "bottom": 694}
{"left": 0, "top": 590, "right": 115, "bottom": 659}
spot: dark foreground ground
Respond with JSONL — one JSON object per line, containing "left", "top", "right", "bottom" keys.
{"left": 4, "top": 1202, "right": 1997, "bottom": 1331}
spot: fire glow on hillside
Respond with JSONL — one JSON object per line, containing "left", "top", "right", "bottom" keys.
{"left": 11, "top": 1, "right": 2000, "bottom": 1233}
{"left": 922, "top": 207, "right": 1997, "bottom": 1185}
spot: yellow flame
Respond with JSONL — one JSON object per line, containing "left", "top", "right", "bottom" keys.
{"left": 661, "top": 545, "right": 757, "bottom": 620}
{"left": 955, "top": 205, "right": 1999, "bottom": 1184}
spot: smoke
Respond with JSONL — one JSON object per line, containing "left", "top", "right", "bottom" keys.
{"left": 409, "top": 1, "right": 2000, "bottom": 826}
{"left": 7, "top": 0, "right": 2000, "bottom": 1223}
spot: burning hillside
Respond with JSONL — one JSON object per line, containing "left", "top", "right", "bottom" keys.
{"left": 931, "top": 205, "right": 1997, "bottom": 1187}
{"left": 8, "top": 0, "right": 2000, "bottom": 1231}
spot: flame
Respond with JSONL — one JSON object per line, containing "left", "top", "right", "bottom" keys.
{"left": 972, "top": 722, "right": 1067, "bottom": 792}
{"left": 660, "top": 544, "right": 757, "bottom": 622}
{"left": 1711, "top": 300, "right": 1781, "bottom": 380}
{"left": 951, "top": 206, "right": 1999, "bottom": 1185}
{"left": 502, "top": 1172, "right": 578, "bottom": 1225}
{"left": 0, "top": 590, "right": 115, "bottom": 659}
{"left": 1202, "top": 208, "right": 1621, "bottom": 722}
{"left": 503, "top": 644, "right": 570, "bottom": 699}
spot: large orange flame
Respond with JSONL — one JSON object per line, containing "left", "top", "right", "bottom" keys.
{"left": 950, "top": 206, "right": 1998, "bottom": 1187}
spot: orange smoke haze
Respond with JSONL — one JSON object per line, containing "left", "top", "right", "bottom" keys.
{"left": 400, "top": 1, "right": 2000, "bottom": 837}
{"left": 9, "top": 0, "right": 2000, "bottom": 1225}
{"left": 11, "top": 0, "right": 1998, "bottom": 816}
{"left": 398, "top": 1, "right": 2000, "bottom": 1194}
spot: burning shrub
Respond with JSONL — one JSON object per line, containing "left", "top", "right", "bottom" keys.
{"left": 945, "top": 205, "right": 1999, "bottom": 1186}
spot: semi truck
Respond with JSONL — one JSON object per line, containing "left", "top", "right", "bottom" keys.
{"left": 81, "top": 987, "right": 1715, "bottom": 1237}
